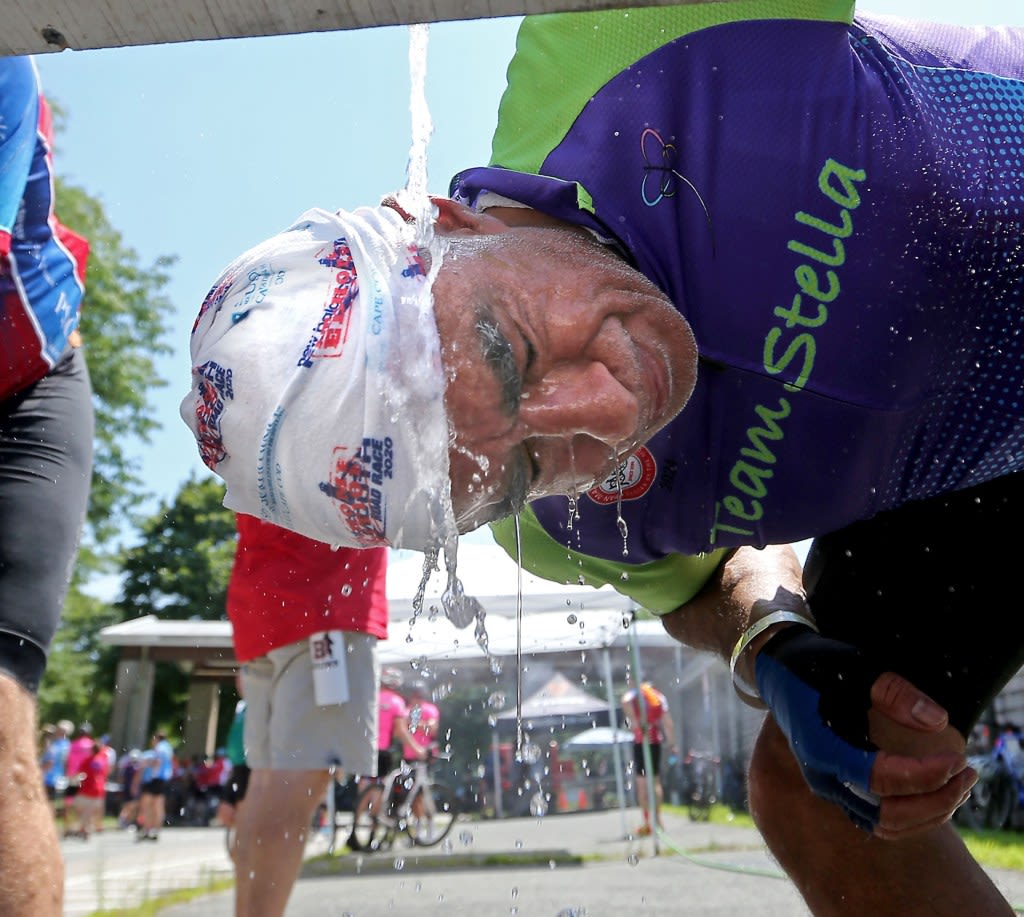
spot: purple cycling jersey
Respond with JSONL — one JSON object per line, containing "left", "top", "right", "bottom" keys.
{"left": 453, "top": 4, "right": 1024, "bottom": 567}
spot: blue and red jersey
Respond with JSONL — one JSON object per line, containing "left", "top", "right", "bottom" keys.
{"left": 0, "top": 57, "right": 87, "bottom": 400}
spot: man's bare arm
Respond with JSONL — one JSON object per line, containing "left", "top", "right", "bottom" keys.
{"left": 659, "top": 543, "right": 808, "bottom": 706}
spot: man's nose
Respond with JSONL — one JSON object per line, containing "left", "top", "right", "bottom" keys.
{"left": 519, "top": 362, "right": 638, "bottom": 445}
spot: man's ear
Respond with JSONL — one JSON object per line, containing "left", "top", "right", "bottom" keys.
{"left": 431, "top": 197, "right": 509, "bottom": 235}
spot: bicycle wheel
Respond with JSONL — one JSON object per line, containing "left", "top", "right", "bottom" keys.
{"left": 350, "top": 784, "right": 392, "bottom": 852}
{"left": 405, "top": 781, "right": 458, "bottom": 847}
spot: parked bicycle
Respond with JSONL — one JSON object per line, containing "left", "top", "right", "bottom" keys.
{"left": 346, "top": 756, "right": 458, "bottom": 853}
{"left": 682, "top": 749, "right": 720, "bottom": 822}
{"left": 957, "top": 727, "right": 1024, "bottom": 831}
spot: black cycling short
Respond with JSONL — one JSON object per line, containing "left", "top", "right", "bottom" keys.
{"left": 632, "top": 742, "right": 662, "bottom": 777}
{"left": 804, "top": 471, "right": 1024, "bottom": 738}
{"left": 377, "top": 750, "right": 394, "bottom": 777}
{"left": 0, "top": 348, "right": 93, "bottom": 693}
{"left": 222, "top": 764, "right": 250, "bottom": 805}
{"left": 141, "top": 777, "right": 167, "bottom": 796}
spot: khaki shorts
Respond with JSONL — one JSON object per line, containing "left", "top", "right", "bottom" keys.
{"left": 73, "top": 794, "right": 104, "bottom": 818}
{"left": 242, "top": 632, "right": 378, "bottom": 773}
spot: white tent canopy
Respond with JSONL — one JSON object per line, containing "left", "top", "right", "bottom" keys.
{"left": 495, "top": 672, "right": 609, "bottom": 721}
{"left": 564, "top": 726, "right": 633, "bottom": 748}
{"left": 379, "top": 540, "right": 636, "bottom": 663}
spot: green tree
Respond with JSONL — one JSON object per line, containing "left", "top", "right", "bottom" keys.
{"left": 55, "top": 177, "right": 176, "bottom": 556}
{"left": 36, "top": 139, "right": 177, "bottom": 727}
{"left": 37, "top": 589, "right": 121, "bottom": 732}
{"left": 436, "top": 682, "right": 502, "bottom": 797}
{"left": 118, "top": 475, "right": 237, "bottom": 622}
{"left": 112, "top": 475, "right": 237, "bottom": 733}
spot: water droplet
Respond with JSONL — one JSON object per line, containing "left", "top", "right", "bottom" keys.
{"left": 394, "top": 857, "right": 405, "bottom": 871}
{"left": 567, "top": 613, "right": 578, "bottom": 624}
{"left": 627, "top": 853, "right": 639, "bottom": 866}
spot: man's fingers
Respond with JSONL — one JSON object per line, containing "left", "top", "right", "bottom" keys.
{"left": 870, "top": 749, "right": 972, "bottom": 798}
{"left": 870, "top": 671, "right": 948, "bottom": 732}
{"left": 873, "top": 766, "right": 978, "bottom": 840}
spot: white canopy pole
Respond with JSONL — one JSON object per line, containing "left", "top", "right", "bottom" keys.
{"left": 602, "top": 645, "right": 629, "bottom": 837}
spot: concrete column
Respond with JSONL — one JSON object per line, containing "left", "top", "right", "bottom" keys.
{"left": 181, "top": 681, "right": 221, "bottom": 760}
{"left": 108, "top": 657, "right": 156, "bottom": 755}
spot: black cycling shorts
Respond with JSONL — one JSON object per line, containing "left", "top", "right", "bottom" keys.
{"left": 804, "top": 471, "right": 1024, "bottom": 737}
{"left": 0, "top": 348, "right": 93, "bottom": 693}
{"left": 222, "top": 764, "right": 250, "bottom": 805}
{"left": 632, "top": 742, "right": 662, "bottom": 777}
{"left": 141, "top": 777, "right": 167, "bottom": 796}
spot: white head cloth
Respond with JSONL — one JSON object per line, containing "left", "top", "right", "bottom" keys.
{"left": 180, "top": 205, "right": 454, "bottom": 551}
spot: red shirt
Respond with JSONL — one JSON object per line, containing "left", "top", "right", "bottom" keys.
{"left": 227, "top": 514, "right": 389, "bottom": 662}
{"left": 78, "top": 748, "right": 110, "bottom": 799}
{"left": 622, "top": 684, "right": 668, "bottom": 745}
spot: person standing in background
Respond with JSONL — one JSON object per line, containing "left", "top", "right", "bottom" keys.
{"left": 216, "top": 679, "right": 248, "bottom": 839}
{"left": 0, "top": 55, "right": 93, "bottom": 917}
{"left": 137, "top": 731, "right": 173, "bottom": 841}
{"left": 227, "top": 514, "right": 389, "bottom": 917}
{"left": 40, "top": 719, "right": 72, "bottom": 803}
{"left": 403, "top": 679, "right": 440, "bottom": 764}
{"left": 70, "top": 737, "right": 110, "bottom": 840}
{"left": 621, "top": 682, "right": 677, "bottom": 836}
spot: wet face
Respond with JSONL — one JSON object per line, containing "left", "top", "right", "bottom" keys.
{"left": 431, "top": 216, "right": 698, "bottom": 532}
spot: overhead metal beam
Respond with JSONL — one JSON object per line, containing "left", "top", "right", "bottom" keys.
{"left": 0, "top": 0, "right": 685, "bottom": 57}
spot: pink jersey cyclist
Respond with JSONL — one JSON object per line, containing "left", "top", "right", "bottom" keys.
{"left": 403, "top": 680, "right": 440, "bottom": 762}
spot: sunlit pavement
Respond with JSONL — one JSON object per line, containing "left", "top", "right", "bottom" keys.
{"left": 62, "top": 824, "right": 236, "bottom": 916}
{"left": 65, "top": 811, "right": 1024, "bottom": 916}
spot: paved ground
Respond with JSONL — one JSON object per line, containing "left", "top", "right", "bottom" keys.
{"left": 64, "top": 809, "right": 1024, "bottom": 916}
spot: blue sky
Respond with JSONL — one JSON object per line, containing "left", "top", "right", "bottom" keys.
{"left": 31, "top": 1, "right": 1024, "bottom": 544}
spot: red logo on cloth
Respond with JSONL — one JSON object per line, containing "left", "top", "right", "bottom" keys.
{"left": 318, "top": 445, "right": 387, "bottom": 546}
{"left": 586, "top": 446, "right": 657, "bottom": 505}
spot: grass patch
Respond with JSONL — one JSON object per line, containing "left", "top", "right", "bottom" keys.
{"left": 959, "top": 828, "right": 1024, "bottom": 872}
{"left": 87, "top": 876, "right": 234, "bottom": 917}
{"left": 665, "top": 803, "right": 1024, "bottom": 873}
{"left": 662, "top": 802, "right": 755, "bottom": 830}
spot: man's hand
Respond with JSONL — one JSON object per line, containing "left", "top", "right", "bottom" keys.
{"left": 756, "top": 625, "right": 976, "bottom": 838}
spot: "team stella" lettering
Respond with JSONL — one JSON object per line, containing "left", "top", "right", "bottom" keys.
{"left": 710, "top": 158, "right": 866, "bottom": 545}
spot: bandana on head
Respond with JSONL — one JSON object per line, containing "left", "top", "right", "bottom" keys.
{"left": 180, "top": 204, "right": 454, "bottom": 551}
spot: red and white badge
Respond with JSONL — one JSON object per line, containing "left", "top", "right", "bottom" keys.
{"left": 586, "top": 446, "right": 657, "bottom": 505}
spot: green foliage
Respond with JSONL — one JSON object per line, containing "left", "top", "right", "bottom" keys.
{"left": 37, "top": 587, "right": 121, "bottom": 730}
{"left": 53, "top": 178, "right": 176, "bottom": 559}
{"left": 37, "top": 142, "right": 177, "bottom": 728}
{"left": 435, "top": 682, "right": 502, "bottom": 787}
{"left": 117, "top": 475, "right": 236, "bottom": 621}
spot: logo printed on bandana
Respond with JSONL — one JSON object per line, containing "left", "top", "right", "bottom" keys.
{"left": 298, "top": 238, "right": 359, "bottom": 367}
{"left": 193, "top": 271, "right": 237, "bottom": 333}
{"left": 193, "top": 360, "right": 234, "bottom": 470}
{"left": 401, "top": 245, "right": 428, "bottom": 280}
{"left": 318, "top": 437, "right": 395, "bottom": 546}
{"left": 586, "top": 446, "right": 657, "bottom": 505}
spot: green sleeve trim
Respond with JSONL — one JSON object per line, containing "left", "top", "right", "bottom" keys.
{"left": 491, "top": 0, "right": 855, "bottom": 184}
{"left": 489, "top": 507, "right": 728, "bottom": 615}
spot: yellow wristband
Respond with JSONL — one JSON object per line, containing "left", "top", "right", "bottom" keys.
{"left": 729, "top": 609, "right": 818, "bottom": 706}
